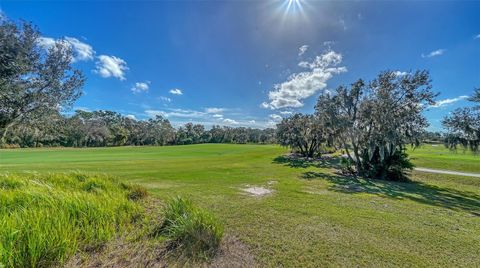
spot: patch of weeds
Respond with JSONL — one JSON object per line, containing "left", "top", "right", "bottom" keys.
{"left": 127, "top": 185, "right": 149, "bottom": 201}
{"left": 155, "top": 197, "right": 223, "bottom": 260}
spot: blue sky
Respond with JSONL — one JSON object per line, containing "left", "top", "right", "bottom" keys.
{"left": 1, "top": 1, "right": 479, "bottom": 130}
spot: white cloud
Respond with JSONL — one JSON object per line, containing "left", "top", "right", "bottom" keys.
{"left": 145, "top": 108, "right": 205, "bottom": 119}
{"left": 169, "top": 88, "right": 183, "bottom": 95}
{"left": 131, "top": 81, "right": 150, "bottom": 94}
{"left": 126, "top": 114, "right": 136, "bottom": 120}
{"left": 279, "top": 111, "right": 293, "bottom": 115}
{"left": 429, "top": 95, "right": 469, "bottom": 108}
{"left": 269, "top": 114, "right": 283, "bottom": 122}
{"left": 37, "top": 36, "right": 95, "bottom": 62}
{"left": 159, "top": 96, "right": 172, "bottom": 102}
{"left": 205, "top": 107, "right": 225, "bottom": 114}
{"left": 248, "top": 120, "right": 256, "bottom": 124}
{"left": 95, "top": 55, "right": 128, "bottom": 80}
{"left": 474, "top": 34, "right": 480, "bottom": 40}
{"left": 37, "top": 37, "right": 56, "bottom": 49}
{"left": 263, "top": 50, "right": 347, "bottom": 109}
{"left": 298, "top": 45, "right": 309, "bottom": 56}
{"left": 421, "top": 49, "right": 446, "bottom": 58}
{"left": 223, "top": 118, "right": 239, "bottom": 125}
{"left": 64, "top": 37, "right": 95, "bottom": 62}
{"left": 212, "top": 114, "right": 223, "bottom": 118}
{"left": 394, "top": 71, "right": 408, "bottom": 76}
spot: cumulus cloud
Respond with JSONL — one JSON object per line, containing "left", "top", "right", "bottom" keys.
{"left": 37, "top": 36, "right": 95, "bottom": 62}
{"left": 131, "top": 81, "right": 150, "bottom": 94}
{"left": 95, "top": 55, "right": 128, "bottom": 80}
{"left": 279, "top": 111, "right": 293, "bottom": 115}
{"left": 223, "top": 118, "right": 239, "bottom": 125}
{"left": 169, "top": 88, "right": 183, "bottom": 95}
{"left": 126, "top": 114, "right": 136, "bottom": 120}
{"left": 421, "top": 49, "right": 446, "bottom": 58}
{"left": 248, "top": 120, "right": 256, "bottom": 124}
{"left": 212, "top": 114, "right": 223, "bottom": 118}
{"left": 429, "top": 95, "right": 469, "bottom": 108}
{"left": 262, "top": 50, "right": 347, "bottom": 110}
{"left": 298, "top": 45, "right": 309, "bottom": 56}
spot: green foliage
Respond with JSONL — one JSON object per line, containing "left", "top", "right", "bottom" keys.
{"left": 276, "top": 114, "right": 325, "bottom": 157}
{"left": 315, "top": 70, "right": 436, "bottom": 180}
{"left": 157, "top": 197, "right": 223, "bottom": 260}
{"left": 0, "top": 173, "right": 140, "bottom": 267}
{"left": 443, "top": 88, "right": 480, "bottom": 153}
{"left": 0, "top": 19, "right": 84, "bottom": 143}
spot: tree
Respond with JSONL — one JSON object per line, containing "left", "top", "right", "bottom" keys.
{"left": 442, "top": 88, "right": 480, "bottom": 152}
{"left": 0, "top": 19, "right": 84, "bottom": 143}
{"left": 315, "top": 70, "right": 436, "bottom": 180}
{"left": 276, "top": 114, "right": 324, "bottom": 157}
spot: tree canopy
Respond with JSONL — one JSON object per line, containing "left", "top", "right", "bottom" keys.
{"left": 0, "top": 19, "right": 85, "bottom": 142}
{"left": 314, "top": 70, "right": 437, "bottom": 180}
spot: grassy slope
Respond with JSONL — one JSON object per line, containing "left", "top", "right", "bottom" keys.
{"left": 408, "top": 145, "right": 480, "bottom": 173}
{"left": 0, "top": 173, "right": 140, "bottom": 267}
{"left": 1, "top": 144, "right": 479, "bottom": 267}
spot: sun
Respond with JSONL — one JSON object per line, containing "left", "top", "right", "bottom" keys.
{"left": 284, "top": 0, "right": 304, "bottom": 14}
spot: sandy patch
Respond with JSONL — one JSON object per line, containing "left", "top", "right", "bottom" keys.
{"left": 242, "top": 186, "right": 273, "bottom": 196}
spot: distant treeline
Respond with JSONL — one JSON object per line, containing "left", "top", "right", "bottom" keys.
{"left": 2, "top": 110, "right": 276, "bottom": 148}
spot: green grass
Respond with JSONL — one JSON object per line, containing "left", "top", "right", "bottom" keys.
{"left": 158, "top": 197, "right": 223, "bottom": 260}
{"left": 408, "top": 144, "right": 480, "bottom": 173}
{"left": 1, "top": 144, "right": 479, "bottom": 266}
{"left": 0, "top": 173, "right": 140, "bottom": 267}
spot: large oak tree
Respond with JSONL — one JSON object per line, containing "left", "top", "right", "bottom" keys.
{"left": 0, "top": 19, "right": 84, "bottom": 142}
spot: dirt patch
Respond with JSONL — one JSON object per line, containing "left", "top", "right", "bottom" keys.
{"left": 210, "top": 235, "right": 258, "bottom": 267}
{"left": 242, "top": 186, "right": 273, "bottom": 196}
{"left": 65, "top": 198, "right": 257, "bottom": 267}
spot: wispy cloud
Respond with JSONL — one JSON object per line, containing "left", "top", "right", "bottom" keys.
{"left": 131, "top": 81, "right": 150, "bottom": 94}
{"left": 159, "top": 96, "right": 172, "bottom": 103}
{"left": 205, "top": 107, "right": 225, "bottom": 114}
{"left": 95, "top": 55, "right": 128, "bottom": 80}
{"left": 262, "top": 50, "right": 347, "bottom": 110}
{"left": 474, "top": 34, "right": 480, "bottom": 40}
{"left": 169, "top": 88, "right": 183, "bottom": 95}
{"left": 298, "top": 45, "right": 308, "bottom": 56}
{"left": 429, "top": 95, "right": 469, "bottom": 108}
{"left": 421, "top": 49, "right": 446, "bottom": 58}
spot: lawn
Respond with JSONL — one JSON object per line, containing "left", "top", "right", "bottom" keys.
{"left": 1, "top": 144, "right": 479, "bottom": 267}
{"left": 408, "top": 144, "right": 480, "bottom": 173}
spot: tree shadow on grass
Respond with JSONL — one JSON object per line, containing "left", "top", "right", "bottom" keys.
{"left": 301, "top": 171, "right": 480, "bottom": 215}
{"left": 272, "top": 155, "right": 341, "bottom": 169}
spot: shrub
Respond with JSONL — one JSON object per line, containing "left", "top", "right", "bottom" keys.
{"left": 157, "top": 197, "right": 223, "bottom": 259}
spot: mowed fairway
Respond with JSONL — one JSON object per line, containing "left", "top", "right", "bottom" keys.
{"left": 1, "top": 144, "right": 479, "bottom": 267}
{"left": 409, "top": 145, "right": 480, "bottom": 173}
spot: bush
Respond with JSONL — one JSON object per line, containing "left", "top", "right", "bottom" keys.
{"left": 157, "top": 197, "right": 223, "bottom": 259}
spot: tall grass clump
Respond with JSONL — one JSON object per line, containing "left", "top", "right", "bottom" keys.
{"left": 0, "top": 173, "right": 142, "bottom": 268}
{"left": 157, "top": 197, "right": 223, "bottom": 260}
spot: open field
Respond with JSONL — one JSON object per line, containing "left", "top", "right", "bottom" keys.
{"left": 408, "top": 145, "right": 480, "bottom": 173}
{"left": 1, "top": 144, "right": 479, "bottom": 266}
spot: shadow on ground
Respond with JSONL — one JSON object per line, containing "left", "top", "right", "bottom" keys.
{"left": 272, "top": 155, "right": 340, "bottom": 169}
{"left": 301, "top": 170, "right": 480, "bottom": 215}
